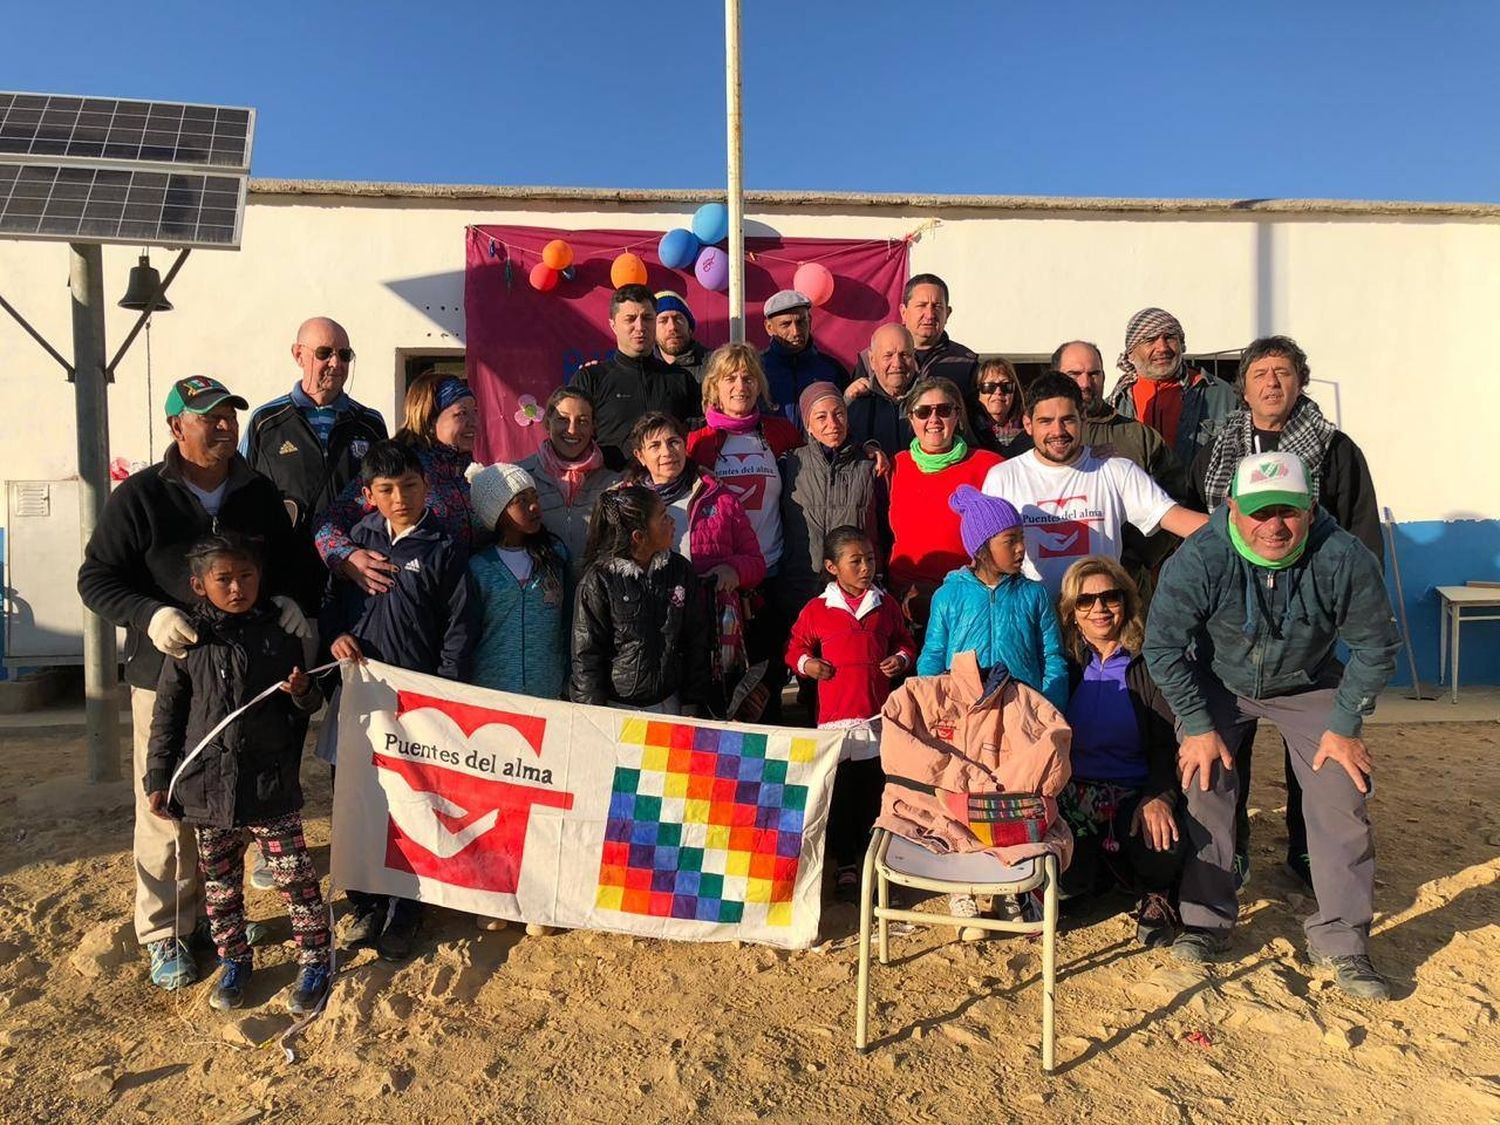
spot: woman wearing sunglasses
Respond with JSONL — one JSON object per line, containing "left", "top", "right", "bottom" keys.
{"left": 968, "top": 356, "right": 1027, "bottom": 454}
{"left": 1056, "top": 556, "right": 1186, "bottom": 947}
{"left": 886, "top": 375, "right": 1002, "bottom": 630}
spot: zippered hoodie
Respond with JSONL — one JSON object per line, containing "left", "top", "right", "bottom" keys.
{"left": 1144, "top": 506, "right": 1400, "bottom": 737}
{"left": 917, "top": 567, "right": 1068, "bottom": 711}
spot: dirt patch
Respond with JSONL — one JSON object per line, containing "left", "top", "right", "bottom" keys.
{"left": 0, "top": 722, "right": 1496, "bottom": 1122}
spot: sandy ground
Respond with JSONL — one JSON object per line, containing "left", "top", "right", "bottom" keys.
{"left": 0, "top": 720, "right": 1496, "bottom": 1124}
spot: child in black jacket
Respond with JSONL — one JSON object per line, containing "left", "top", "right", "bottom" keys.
{"left": 569, "top": 485, "right": 711, "bottom": 713}
{"left": 145, "top": 533, "right": 330, "bottom": 1015}
{"left": 317, "top": 440, "right": 478, "bottom": 962}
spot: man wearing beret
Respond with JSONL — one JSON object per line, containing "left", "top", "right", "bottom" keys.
{"left": 78, "top": 376, "right": 314, "bottom": 992}
{"left": 759, "top": 288, "right": 848, "bottom": 425}
{"left": 1144, "top": 451, "right": 1400, "bottom": 998}
{"left": 653, "top": 290, "right": 709, "bottom": 384}
{"left": 1108, "top": 306, "right": 1239, "bottom": 470}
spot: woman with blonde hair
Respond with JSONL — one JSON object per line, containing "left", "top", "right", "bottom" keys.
{"left": 315, "top": 370, "right": 482, "bottom": 593}
{"left": 685, "top": 343, "right": 804, "bottom": 718}
{"left": 1056, "top": 555, "right": 1186, "bottom": 946}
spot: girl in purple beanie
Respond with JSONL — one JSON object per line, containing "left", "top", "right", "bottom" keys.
{"left": 916, "top": 485, "right": 1067, "bottom": 711}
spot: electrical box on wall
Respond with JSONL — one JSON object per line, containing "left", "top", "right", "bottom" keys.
{"left": 4, "top": 479, "right": 119, "bottom": 666}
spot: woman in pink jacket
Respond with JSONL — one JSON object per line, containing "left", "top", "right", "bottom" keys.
{"left": 626, "top": 412, "right": 766, "bottom": 716}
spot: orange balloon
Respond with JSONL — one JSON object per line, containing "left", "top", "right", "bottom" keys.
{"left": 542, "top": 239, "right": 574, "bottom": 270}
{"left": 529, "top": 262, "right": 559, "bottom": 292}
{"left": 610, "top": 252, "right": 648, "bottom": 289}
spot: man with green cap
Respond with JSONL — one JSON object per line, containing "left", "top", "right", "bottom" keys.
{"left": 1144, "top": 451, "right": 1400, "bottom": 998}
{"left": 79, "top": 376, "right": 315, "bottom": 992}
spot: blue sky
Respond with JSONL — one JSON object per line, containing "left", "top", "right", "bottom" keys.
{"left": 9, "top": 1, "right": 1499, "bottom": 202}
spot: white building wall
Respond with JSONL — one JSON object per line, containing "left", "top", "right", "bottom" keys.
{"left": 2, "top": 191, "right": 1494, "bottom": 526}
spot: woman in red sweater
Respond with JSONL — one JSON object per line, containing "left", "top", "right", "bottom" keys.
{"left": 886, "top": 375, "right": 1003, "bottom": 631}
{"left": 786, "top": 526, "right": 915, "bottom": 899}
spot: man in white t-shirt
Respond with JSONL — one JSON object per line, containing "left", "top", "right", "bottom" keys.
{"left": 982, "top": 372, "right": 1208, "bottom": 593}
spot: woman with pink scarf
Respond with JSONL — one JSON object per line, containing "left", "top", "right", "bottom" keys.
{"left": 518, "top": 387, "right": 620, "bottom": 583}
{"left": 686, "top": 344, "right": 804, "bottom": 719}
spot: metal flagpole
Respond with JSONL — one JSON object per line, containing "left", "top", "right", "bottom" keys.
{"left": 725, "top": 0, "right": 745, "bottom": 342}
{"left": 70, "top": 242, "right": 122, "bottom": 782}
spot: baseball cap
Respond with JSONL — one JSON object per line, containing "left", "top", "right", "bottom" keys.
{"left": 164, "top": 376, "right": 248, "bottom": 418}
{"left": 764, "top": 289, "right": 811, "bottom": 318}
{"left": 1229, "top": 451, "right": 1311, "bottom": 514}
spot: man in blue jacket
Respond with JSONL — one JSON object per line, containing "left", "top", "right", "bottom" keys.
{"left": 1144, "top": 451, "right": 1400, "bottom": 999}
{"left": 759, "top": 288, "right": 848, "bottom": 422}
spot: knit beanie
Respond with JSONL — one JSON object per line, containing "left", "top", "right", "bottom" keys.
{"left": 949, "top": 485, "right": 1022, "bottom": 560}
{"left": 466, "top": 461, "right": 536, "bottom": 531}
{"left": 654, "top": 290, "right": 695, "bottom": 332}
{"left": 798, "top": 381, "right": 843, "bottom": 427}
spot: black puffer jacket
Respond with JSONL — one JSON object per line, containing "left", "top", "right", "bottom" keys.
{"left": 779, "top": 441, "right": 879, "bottom": 608}
{"left": 145, "top": 602, "right": 320, "bottom": 828}
{"left": 569, "top": 552, "right": 712, "bottom": 709}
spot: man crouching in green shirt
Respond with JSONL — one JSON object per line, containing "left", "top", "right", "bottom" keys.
{"left": 1144, "top": 451, "right": 1400, "bottom": 999}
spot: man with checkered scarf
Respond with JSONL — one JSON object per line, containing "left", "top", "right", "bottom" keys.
{"left": 1108, "top": 307, "right": 1239, "bottom": 468}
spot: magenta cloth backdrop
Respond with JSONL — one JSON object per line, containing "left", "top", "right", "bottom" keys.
{"left": 464, "top": 224, "right": 910, "bottom": 463}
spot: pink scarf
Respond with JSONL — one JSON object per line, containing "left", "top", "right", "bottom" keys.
{"left": 705, "top": 405, "right": 762, "bottom": 435}
{"left": 536, "top": 440, "right": 603, "bottom": 507}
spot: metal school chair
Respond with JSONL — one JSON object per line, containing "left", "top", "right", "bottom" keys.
{"left": 854, "top": 828, "right": 1060, "bottom": 1072}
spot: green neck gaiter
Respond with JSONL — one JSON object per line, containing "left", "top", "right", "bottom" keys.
{"left": 1228, "top": 516, "right": 1307, "bottom": 570}
{"left": 909, "top": 435, "right": 968, "bottom": 473}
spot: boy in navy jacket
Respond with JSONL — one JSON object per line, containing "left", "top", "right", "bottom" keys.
{"left": 318, "top": 439, "right": 478, "bottom": 961}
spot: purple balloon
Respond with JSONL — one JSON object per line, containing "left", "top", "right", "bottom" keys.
{"left": 695, "top": 245, "right": 729, "bottom": 291}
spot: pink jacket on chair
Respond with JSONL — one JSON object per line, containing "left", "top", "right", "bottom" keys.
{"left": 875, "top": 651, "right": 1074, "bottom": 869}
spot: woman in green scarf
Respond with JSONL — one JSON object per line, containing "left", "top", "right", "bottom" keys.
{"left": 886, "top": 376, "right": 1004, "bottom": 630}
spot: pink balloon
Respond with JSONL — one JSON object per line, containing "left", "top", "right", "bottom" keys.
{"left": 695, "top": 245, "right": 729, "bottom": 292}
{"left": 793, "top": 262, "right": 835, "bottom": 306}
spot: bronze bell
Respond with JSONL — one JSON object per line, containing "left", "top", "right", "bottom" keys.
{"left": 118, "top": 254, "right": 173, "bottom": 312}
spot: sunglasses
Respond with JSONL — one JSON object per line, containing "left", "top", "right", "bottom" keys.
{"left": 305, "top": 345, "right": 355, "bottom": 362}
{"left": 910, "top": 402, "right": 956, "bottom": 421}
{"left": 977, "top": 381, "right": 1015, "bottom": 396}
{"left": 1075, "top": 589, "right": 1125, "bottom": 611}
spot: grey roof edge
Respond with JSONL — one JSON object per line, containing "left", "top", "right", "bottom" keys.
{"left": 245, "top": 178, "right": 1500, "bottom": 218}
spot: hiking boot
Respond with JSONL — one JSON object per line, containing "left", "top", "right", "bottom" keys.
{"left": 1233, "top": 850, "right": 1251, "bottom": 892}
{"left": 377, "top": 904, "right": 422, "bottom": 963}
{"left": 1135, "top": 892, "right": 1179, "bottom": 948}
{"left": 146, "top": 937, "right": 197, "bottom": 991}
{"left": 287, "top": 963, "right": 331, "bottom": 1016}
{"left": 344, "top": 905, "right": 384, "bottom": 947}
{"left": 1171, "top": 927, "right": 1231, "bottom": 964}
{"left": 1284, "top": 852, "right": 1314, "bottom": 893}
{"left": 209, "top": 959, "right": 252, "bottom": 1011}
{"left": 249, "top": 848, "right": 276, "bottom": 891}
{"left": 1307, "top": 950, "right": 1391, "bottom": 1001}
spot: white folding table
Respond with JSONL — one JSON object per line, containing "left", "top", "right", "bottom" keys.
{"left": 1436, "top": 585, "right": 1500, "bottom": 704}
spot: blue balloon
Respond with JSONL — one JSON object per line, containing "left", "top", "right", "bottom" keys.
{"left": 691, "top": 202, "right": 729, "bottom": 245}
{"left": 658, "top": 228, "right": 700, "bottom": 271}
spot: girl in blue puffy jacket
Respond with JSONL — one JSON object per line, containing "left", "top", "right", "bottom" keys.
{"left": 916, "top": 486, "right": 1068, "bottom": 711}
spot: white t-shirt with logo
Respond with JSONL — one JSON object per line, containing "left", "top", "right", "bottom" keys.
{"left": 981, "top": 450, "right": 1175, "bottom": 593}
{"left": 714, "top": 432, "right": 783, "bottom": 567}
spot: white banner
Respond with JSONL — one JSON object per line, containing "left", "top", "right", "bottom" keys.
{"left": 329, "top": 661, "right": 843, "bottom": 949}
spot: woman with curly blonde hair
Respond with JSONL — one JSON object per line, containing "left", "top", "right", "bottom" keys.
{"left": 1056, "top": 556, "right": 1187, "bottom": 948}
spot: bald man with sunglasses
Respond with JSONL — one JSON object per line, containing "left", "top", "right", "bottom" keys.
{"left": 243, "top": 316, "right": 388, "bottom": 601}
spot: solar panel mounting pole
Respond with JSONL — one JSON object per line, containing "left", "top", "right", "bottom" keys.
{"left": 69, "top": 242, "right": 121, "bottom": 783}
{"left": 725, "top": 0, "right": 745, "bottom": 342}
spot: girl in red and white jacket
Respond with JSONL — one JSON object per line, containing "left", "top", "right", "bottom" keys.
{"left": 786, "top": 526, "right": 916, "bottom": 899}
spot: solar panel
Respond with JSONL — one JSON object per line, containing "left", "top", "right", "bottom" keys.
{"left": 0, "top": 163, "right": 245, "bottom": 248}
{"left": 0, "top": 93, "right": 253, "bottom": 173}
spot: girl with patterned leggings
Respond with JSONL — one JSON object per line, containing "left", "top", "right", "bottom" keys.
{"left": 145, "top": 533, "right": 331, "bottom": 1014}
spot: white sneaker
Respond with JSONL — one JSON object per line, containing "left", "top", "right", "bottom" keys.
{"left": 249, "top": 848, "right": 276, "bottom": 891}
